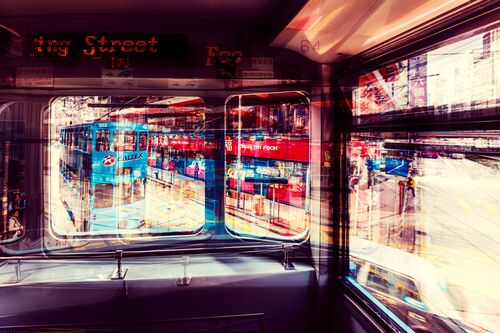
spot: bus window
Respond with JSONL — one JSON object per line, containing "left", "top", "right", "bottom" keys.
{"left": 81, "top": 128, "right": 87, "bottom": 151}
{"left": 76, "top": 128, "right": 81, "bottom": 150}
{"left": 96, "top": 130, "right": 110, "bottom": 152}
{"left": 117, "top": 182, "right": 132, "bottom": 205}
{"left": 139, "top": 132, "right": 147, "bottom": 150}
{"left": 113, "top": 130, "right": 137, "bottom": 151}
{"left": 94, "top": 183, "right": 113, "bottom": 208}
{"left": 117, "top": 167, "right": 132, "bottom": 176}
{"left": 86, "top": 128, "right": 92, "bottom": 153}
{"left": 349, "top": 259, "right": 364, "bottom": 279}
{"left": 366, "top": 265, "right": 391, "bottom": 294}
{"left": 133, "top": 178, "right": 145, "bottom": 202}
{"left": 402, "top": 278, "right": 421, "bottom": 302}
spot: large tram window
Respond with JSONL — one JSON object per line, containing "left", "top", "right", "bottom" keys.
{"left": 224, "top": 92, "right": 310, "bottom": 240}
{"left": 0, "top": 105, "right": 27, "bottom": 245}
{"left": 94, "top": 184, "right": 113, "bottom": 208}
{"left": 347, "top": 22, "right": 499, "bottom": 333}
{"left": 352, "top": 25, "right": 499, "bottom": 122}
{"left": 48, "top": 96, "right": 207, "bottom": 240}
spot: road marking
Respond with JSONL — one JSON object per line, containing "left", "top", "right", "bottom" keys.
{"left": 482, "top": 202, "right": 500, "bottom": 222}
{"left": 454, "top": 195, "right": 475, "bottom": 215}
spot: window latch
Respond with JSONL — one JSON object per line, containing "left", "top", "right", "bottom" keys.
{"left": 111, "top": 250, "right": 128, "bottom": 280}
{"left": 177, "top": 256, "right": 192, "bottom": 286}
{"left": 282, "top": 244, "right": 295, "bottom": 270}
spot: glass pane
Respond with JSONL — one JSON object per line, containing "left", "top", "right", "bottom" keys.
{"left": 348, "top": 131, "right": 499, "bottom": 333}
{"left": 0, "top": 108, "right": 27, "bottom": 244}
{"left": 113, "top": 130, "right": 137, "bottom": 151}
{"left": 94, "top": 183, "right": 113, "bottom": 208}
{"left": 139, "top": 132, "right": 148, "bottom": 150}
{"left": 95, "top": 130, "right": 110, "bottom": 152}
{"left": 117, "top": 182, "right": 132, "bottom": 205}
{"left": 352, "top": 25, "right": 499, "bottom": 123}
{"left": 224, "top": 92, "right": 310, "bottom": 240}
{"left": 133, "top": 178, "right": 145, "bottom": 202}
{"left": 49, "top": 96, "right": 207, "bottom": 238}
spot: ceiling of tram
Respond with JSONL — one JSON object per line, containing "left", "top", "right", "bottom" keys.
{"left": 0, "top": 0, "right": 491, "bottom": 66}
{"left": 272, "top": 0, "right": 483, "bottom": 63}
{"left": 0, "top": 0, "right": 306, "bottom": 31}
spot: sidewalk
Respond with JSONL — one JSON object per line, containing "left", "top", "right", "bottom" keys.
{"left": 349, "top": 174, "right": 419, "bottom": 253}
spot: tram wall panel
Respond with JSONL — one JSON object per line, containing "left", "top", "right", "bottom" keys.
{"left": 0, "top": 266, "right": 320, "bottom": 332}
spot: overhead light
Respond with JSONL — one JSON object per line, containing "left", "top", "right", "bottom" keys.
{"left": 364, "top": 0, "right": 458, "bottom": 45}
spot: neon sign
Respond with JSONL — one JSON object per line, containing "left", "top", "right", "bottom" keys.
{"left": 30, "top": 33, "right": 187, "bottom": 59}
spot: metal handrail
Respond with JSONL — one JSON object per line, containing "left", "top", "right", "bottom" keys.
{"left": 0, "top": 243, "right": 297, "bottom": 261}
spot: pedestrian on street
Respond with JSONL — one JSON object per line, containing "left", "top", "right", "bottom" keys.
{"left": 407, "top": 175, "right": 416, "bottom": 197}
{"left": 8, "top": 192, "right": 25, "bottom": 220}
{"left": 367, "top": 169, "right": 375, "bottom": 189}
{"left": 194, "top": 162, "right": 199, "bottom": 180}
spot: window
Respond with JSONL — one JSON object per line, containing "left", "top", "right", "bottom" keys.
{"left": 139, "top": 132, "right": 148, "bottom": 150}
{"left": 0, "top": 113, "right": 27, "bottom": 244}
{"left": 366, "top": 266, "right": 391, "bottom": 294}
{"left": 133, "top": 178, "right": 145, "bottom": 201}
{"left": 117, "top": 182, "right": 132, "bottom": 205}
{"left": 113, "top": 130, "right": 137, "bottom": 151}
{"left": 94, "top": 183, "right": 113, "bottom": 208}
{"left": 347, "top": 23, "right": 499, "bottom": 333}
{"left": 224, "top": 92, "right": 310, "bottom": 240}
{"left": 117, "top": 167, "right": 132, "bottom": 176}
{"left": 96, "top": 130, "right": 110, "bottom": 152}
{"left": 49, "top": 96, "right": 207, "bottom": 239}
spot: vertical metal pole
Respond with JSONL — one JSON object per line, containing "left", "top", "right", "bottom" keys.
{"left": 15, "top": 260, "right": 21, "bottom": 282}
{"left": 368, "top": 186, "right": 373, "bottom": 240}
{"left": 353, "top": 184, "right": 358, "bottom": 236}
{"left": 236, "top": 95, "right": 242, "bottom": 209}
{"left": 1, "top": 142, "right": 9, "bottom": 240}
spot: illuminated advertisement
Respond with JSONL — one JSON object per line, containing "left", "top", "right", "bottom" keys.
{"left": 408, "top": 55, "right": 427, "bottom": 108}
{"left": 225, "top": 137, "right": 309, "bottom": 163}
{"left": 355, "top": 27, "right": 499, "bottom": 118}
{"left": 356, "top": 61, "right": 408, "bottom": 115}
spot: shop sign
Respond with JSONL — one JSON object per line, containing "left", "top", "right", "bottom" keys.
{"left": 226, "top": 138, "right": 309, "bottom": 162}
{"left": 256, "top": 166, "right": 280, "bottom": 177}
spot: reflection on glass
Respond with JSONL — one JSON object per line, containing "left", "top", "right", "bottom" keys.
{"left": 348, "top": 131, "right": 499, "bottom": 333}
{"left": 95, "top": 129, "right": 110, "bottom": 152}
{"left": 113, "top": 130, "right": 137, "bottom": 151}
{"left": 94, "top": 184, "right": 113, "bottom": 209}
{"left": 352, "top": 26, "right": 499, "bottom": 120}
{"left": 49, "top": 96, "right": 207, "bottom": 238}
{"left": 224, "top": 92, "right": 310, "bottom": 239}
{"left": 1, "top": 116, "right": 26, "bottom": 244}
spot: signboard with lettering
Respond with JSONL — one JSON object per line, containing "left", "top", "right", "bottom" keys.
{"left": 15, "top": 66, "right": 54, "bottom": 88}
{"left": 225, "top": 138, "right": 309, "bottom": 162}
{"left": 30, "top": 33, "right": 188, "bottom": 60}
{"left": 237, "top": 57, "right": 275, "bottom": 79}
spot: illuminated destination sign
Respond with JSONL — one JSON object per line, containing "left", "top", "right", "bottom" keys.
{"left": 30, "top": 33, "right": 188, "bottom": 59}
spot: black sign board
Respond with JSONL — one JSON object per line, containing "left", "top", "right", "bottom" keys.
{"left": 30, "top": 33, "right": 188, "bottom": 60}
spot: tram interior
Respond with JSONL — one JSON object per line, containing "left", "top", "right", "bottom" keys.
{"left": 0, "top": 1, "right": 498, "bottom": 332}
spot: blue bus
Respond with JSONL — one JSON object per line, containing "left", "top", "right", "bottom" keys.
{"left": 59, "top": 122, "right": 149, "bottom": 233}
